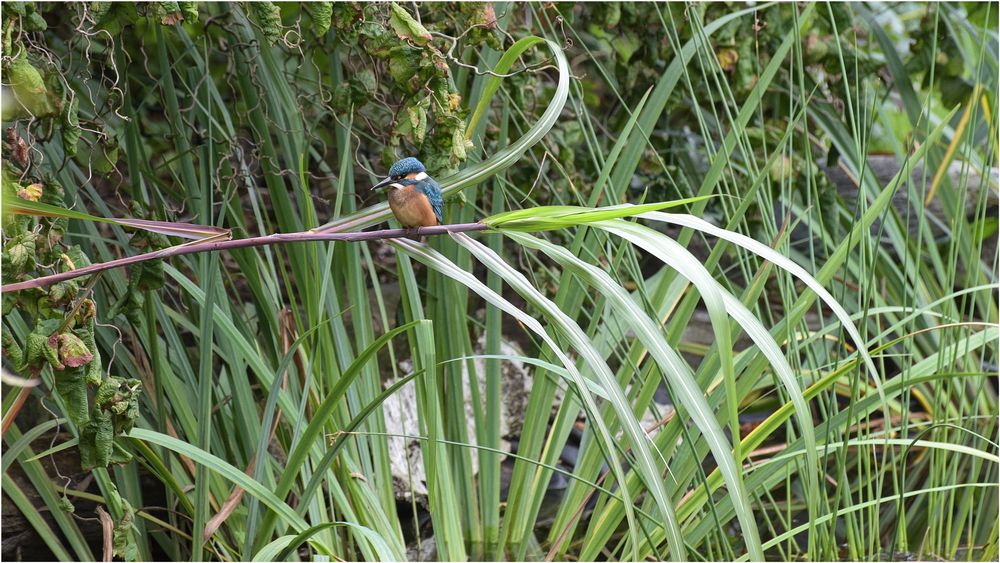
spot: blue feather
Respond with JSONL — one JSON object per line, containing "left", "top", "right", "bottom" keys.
{"left": 388, "top": 157, "right": 425, "bottom": 178}
{"left": 415, "top": 178, "right": 443, "bottom": 223}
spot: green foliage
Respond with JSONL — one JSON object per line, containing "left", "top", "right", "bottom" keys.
{"left": 244, "top": 1, "right": 282, "bottom": 45}
{"left": 4, "top": 54, "right": 58, "bottom": 118}
{"left": 60, "top": 95, "right": 81, "bottom": 158}
{"left": 302, "top": 1, "right": 331, "bottom": 37}
{"left": 388, "top": 3, "right": 432, "bottom": 45}
{"left": 88, "top": 2, "right": 140, "bottom": 34}
{"left": 106, "top": 231, "right": 169, "bottom": 323}
{"left": 1, "top": 2, "right": 997, "bottom": 562}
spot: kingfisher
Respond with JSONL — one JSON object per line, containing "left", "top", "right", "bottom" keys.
{"left": 371, "top": 157, "right": 443, "bottom": 239}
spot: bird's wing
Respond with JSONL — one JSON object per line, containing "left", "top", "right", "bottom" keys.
{"left": 416, "top": 179, "right": 443, "bottom": 223}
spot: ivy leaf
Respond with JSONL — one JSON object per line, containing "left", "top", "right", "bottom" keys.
{"left": 6, "top": 55, "right": 57, "bottom": 118}
{"left": 79, "top": 320, "right": 103, "bottom": 386}
{"left": 41, "top": 331, "right": 63, "bottom": 371}
{"left": 303, "top": 2, "right": 332, "bottom": 37}
{"left": 109, "top": 444, "right": 133, "bottom": 465}
{"left": 61, "top": 245, "right": 92, "bottom": 272}
{"left": 158, "top": 2, "right": 183, "bottom": 25}
{"left": 91, "top": 2, "right": 139, "bottom": 35}
{"left": 95, "top": 376, "right": 120, "bottom": 407}
{"left": 356, "top": 69, "right": 376, "bottom": 95}
{"left": 245, "top": 1, "right": 282, "bottom": 46}
{"left": 22, "top": 323, "right": 56, "bottom": 372}
{"left": 48, "top": 279, "right": 80, "bottom": 304}
{"left": 24, "top": 11, "right": 47, "bottom": 32}
{"left": 57, "top": 332, "right": 94, "bottom": 368}
{"left": 5, "top": 231, "right": 37, "bottom": 273}
{"left": 406, "top": 97, "right": 429, "bottom": 143}
{"left": 388, "top": 3, "right": 431, "bottom": 45}
{"left": 90, "top": 2, "right": 113, "bottom": 22}
{"left": 55, "top": 367, "right": 89, "bottom": 427}
{"left": 717, "top": 47, "right": 739, "bottom": 72}
{"left": 85, "top": 347, "right": 103, "bottom": 385}
{"left": 178, "top": 2, "right": 198, "bottom": 23}
{"left": 93, "top": 136, "right": 119, "bottom": 174}
{"left": 6, "top": 2, "right": 26, "bottom": 16}
{"left": 81, "top": 408, "right": 114, "bottom": 468}
{"left": 2, "top": 331, "right": 24, "bottom": 368}
{"left": 387, "top": 47, "right": 423, "bottom": 93}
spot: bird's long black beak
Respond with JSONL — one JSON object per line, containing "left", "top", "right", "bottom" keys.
{"left": 371, "top": 177, "right": 395, "bottom": 192}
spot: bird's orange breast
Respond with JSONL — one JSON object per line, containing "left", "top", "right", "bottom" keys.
{"left": 388, "top": 185, "right": 439, "bottom": 228}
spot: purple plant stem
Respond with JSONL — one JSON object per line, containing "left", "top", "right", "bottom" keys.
{"left": 2, "top": 222, "right": 490, "bottom": 294}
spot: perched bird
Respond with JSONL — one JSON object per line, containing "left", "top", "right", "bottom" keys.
{"left": 371, "top": 157, "right": 443, "bottom": 239}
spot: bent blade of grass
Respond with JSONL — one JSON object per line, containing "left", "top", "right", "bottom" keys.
{"left": 315, "top": 37, "right": 569, "bottom": 233}
{"left": 243, "top": 317, "right": 342, "bottom": 551}
{"left": 2, "top": 198, "right": 231, "bottom": 241}
{"left": 4, "top": 425, "right": 95, "bottom": 560}
{"left": 748, "top": 438, "right": 1000, "bottom": 471}
{"left": 128, "top": 428, "right": 339, "bottom": 556}
{"left": 505, "top": 231, "right": 764, "bottom": 561}
{"left": 392, "top": 239, "right": 672, "bottom": 560}
{"left": 2, "top": 474, "right": 74, "bottom": 561}
{"left": 295, "top": 370, "right": 424, "bottom": 526}
{"left": 252, "top": 522, "right": 400, "bottom": 562}
{"left": 596, "top": 218, "right": 820, "bottom": 555}
{"left": 639, "top": 211, "right": 885, "bottom": 398}
{"left": 441, "top": 233, "right": 690, "bottom": 560}
{"left": 642, "top": 211, "right": 885, "bottom": 424}
{"left": 624, "top": 100, "right": 957, "bottom": 432}
{"left": 252, "top": 321, "right": 422, "bottom": 551}
{"left": 444, "top": 354, "right": 611, "bottom": 399}
{"left": 483, "top": 197, "right": 713, "bottom": 231}
{"left": 1, "top": 418, "right": 66, "bottom": 473}
{"left": 465, "top": 36, "right": 548, "bottom": 138}
{"left": 739, "top": 483, "right": 997, "bottom": 561}
{"left": 685, "top": 327, "right": 998, "bottom": 546}
{"left": 496, "top": 86, "right": 654, "bottom": 555}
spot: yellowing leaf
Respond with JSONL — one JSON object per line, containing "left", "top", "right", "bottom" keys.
{"left": 717, "top": 48, "right": 739, "bottom": 72}
{"left": 17, "top": 183, "right": 43, "bottom": 202}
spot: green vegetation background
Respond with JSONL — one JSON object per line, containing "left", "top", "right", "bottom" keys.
{"left": 1, "top": 2, "right": 997, "bottom": 562}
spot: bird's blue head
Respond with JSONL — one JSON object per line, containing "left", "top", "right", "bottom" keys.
{"left": 387, "top": 157, "right": 426, "bottom": 178}
{"left": 372, "top": 157, "right": 427, "bottom": 191}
